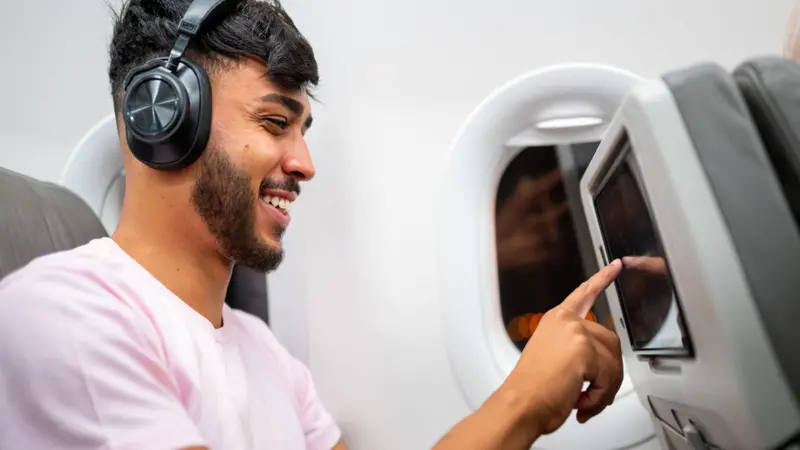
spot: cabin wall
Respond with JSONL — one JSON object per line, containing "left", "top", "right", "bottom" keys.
{"left": 0, "top": 0, "right": 794, "bottom": 448}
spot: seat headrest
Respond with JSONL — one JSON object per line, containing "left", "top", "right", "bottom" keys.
{"left": 0, "top": 167, "right": 107, "bottom": 279}
{"left": 733, "top": 57, "right": 800, "bottom": 228}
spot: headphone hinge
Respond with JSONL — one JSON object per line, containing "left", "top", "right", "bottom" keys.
{"left": 166, "top": 34, "right": 191, "bottom": 72}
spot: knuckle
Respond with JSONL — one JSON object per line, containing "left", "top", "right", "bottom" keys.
{"left": 566, "top": 319, "right": 585, "bottom": 336}
{"left": 571, "top": 329, "right": 591, "bottom": 350}
{"left": 552, "top": 308, "right": 570, "bottom": 320}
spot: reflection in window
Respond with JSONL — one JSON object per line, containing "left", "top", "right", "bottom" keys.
{"left": 495, "top": 144, "right": 613, "bottom": 350}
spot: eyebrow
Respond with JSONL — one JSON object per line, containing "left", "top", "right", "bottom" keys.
{"left": 259, "top": 93, "right": 313, "bottom": 130}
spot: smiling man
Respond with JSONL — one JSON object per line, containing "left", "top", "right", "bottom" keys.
{"left": 0, "top": 0, "right": 626, "bottom": 449}
{"left": 0, "top": 1, "right": 341, "bottom": 449}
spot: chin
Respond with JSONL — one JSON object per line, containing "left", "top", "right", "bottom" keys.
{"left": 229, "top": 232, "right": 286, "bottom": 273}
{"left": 258, "top": 231, "right": 283, "bottom": 250}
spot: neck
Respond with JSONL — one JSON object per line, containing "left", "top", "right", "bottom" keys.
{"left": 112, "top": 194, "right": 232, "bottom": 328}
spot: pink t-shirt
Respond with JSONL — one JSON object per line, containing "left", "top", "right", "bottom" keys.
{"left": 0, "top": 238, "right": 341, "bottom": 450}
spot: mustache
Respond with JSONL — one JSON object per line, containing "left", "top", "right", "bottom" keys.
{"left": 259, "top": 177, "right": 301, "bottom": 196}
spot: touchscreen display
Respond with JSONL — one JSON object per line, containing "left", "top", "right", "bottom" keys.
{"left": 594, "top": 144, "right": 689, "bottom": 353}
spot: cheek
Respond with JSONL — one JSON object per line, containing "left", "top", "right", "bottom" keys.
{"left": 235, "top": 132, "right": 285, "bottom": 181}
{"left": 211, "top": 115, "right": 284, "bottom": 178}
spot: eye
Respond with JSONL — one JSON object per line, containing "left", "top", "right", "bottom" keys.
{"left": 261, "top": 116, "right": 288, "bottom": 131}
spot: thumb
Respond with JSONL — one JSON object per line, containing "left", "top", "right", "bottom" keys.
{"left": 559, "top": 259, "right": 622, "bottom": 318}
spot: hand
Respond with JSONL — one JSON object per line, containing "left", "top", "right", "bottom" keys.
{"left": 622, "top": 255, "right": 667, "bottom": 278}
{"left": 503, "top": 260, "right": 624, "bottom": 435}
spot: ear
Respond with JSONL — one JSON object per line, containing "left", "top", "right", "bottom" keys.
{"left": 784, "top": 0, "right": 800, "bottom": 60}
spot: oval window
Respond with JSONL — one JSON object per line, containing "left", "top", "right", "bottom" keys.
{"left": 495, "top": 143, "right": 615, "bottom": 349}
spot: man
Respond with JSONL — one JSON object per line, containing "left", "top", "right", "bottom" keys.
{"left": 0, "top": 0, "right": 625, "bottom": 449}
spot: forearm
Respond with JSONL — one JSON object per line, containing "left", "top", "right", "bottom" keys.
{"left": 433, "top": 385, "right": 541, "bottom": 450}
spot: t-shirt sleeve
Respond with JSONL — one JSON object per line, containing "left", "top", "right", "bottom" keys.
{"left": 234, "top": 311, "right": 342, "bottom": 450}
{"left": 0, "top": 268, "right": 207, "bottom": 450}
{"left": 287, "top": 356, "right": 343, "bottom": 450}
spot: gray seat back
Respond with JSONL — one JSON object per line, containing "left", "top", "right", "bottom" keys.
{"left": 734, "top": 56, "right": 800, "bottom": 228}
{"left": 0, "top": 167, "right": 107, "bottom": 278}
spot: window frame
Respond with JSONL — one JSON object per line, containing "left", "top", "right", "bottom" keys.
{"left": 437, "top": 63, "right": 657, "bottom": 448}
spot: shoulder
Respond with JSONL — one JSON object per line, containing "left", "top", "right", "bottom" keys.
{"left": 2, "top": 239, "right": 127, "bottom": 304}
{"left": 0, "top": 239, "right": 163, "bottom": 353}
{"left": 2, "top": 239, "right": 111, "bottom": 304}
{"left": 1, "top": 238, "right": 120, "bottom": 292}
{"left": 0, "top": 246, "right": 206, "bottom": 449}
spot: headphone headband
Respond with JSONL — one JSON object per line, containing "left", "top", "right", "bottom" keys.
{"left": 166, "top": 0, "right": 240, "bottom": 71}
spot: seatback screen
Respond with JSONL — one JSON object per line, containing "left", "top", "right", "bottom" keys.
{"left": 594, "top": 141, "right": 690, "bottom": 354}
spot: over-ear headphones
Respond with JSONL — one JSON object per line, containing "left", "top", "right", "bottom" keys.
{"left": 122, "top": 0, "right": 239, "bottom": 171}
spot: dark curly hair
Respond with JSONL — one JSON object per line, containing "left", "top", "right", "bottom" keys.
{"left": 107, "top": 0, "right": 319, "bottom": 114}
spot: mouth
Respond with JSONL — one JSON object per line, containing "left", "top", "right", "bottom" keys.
{"left": 260, "top": 193, "right": 293, "bottom": 214}
{"left": 258, "top": 188, "right": 296, "bottom": 229}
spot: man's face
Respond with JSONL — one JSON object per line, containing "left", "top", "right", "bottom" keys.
{"left": 191, "top": 58, "right": 315, "bottom": 272}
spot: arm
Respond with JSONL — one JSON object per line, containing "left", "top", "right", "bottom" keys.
{"left": 434, "top": 260, "right": 625, "bottom": 449}
{"left": 433, "top": 385, "right": 542, "bottom": 449}
{"left": 0, "top": 269, "right": 208, "bottom": 450}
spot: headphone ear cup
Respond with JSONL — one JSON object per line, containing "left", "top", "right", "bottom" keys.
{"left": 179, "top": 58, "right": 213, "bottom": 167}
{"left": 122, "top": 58, "right": 212, "bottom": 171}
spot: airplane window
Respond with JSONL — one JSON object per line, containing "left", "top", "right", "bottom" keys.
{"left": 495, "top": 145, "right": 613, "bottom": 350}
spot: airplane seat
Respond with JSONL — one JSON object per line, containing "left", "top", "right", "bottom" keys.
{"left": 578, "top": 56, "right": 800, "bottom": 449}
{"left": 225, "top": 262, "right": 270, "bottom": 324}
{"left": 733, "top": 57, "right": 800, "bottom": 228}
{"left": 0, "top": 164, "right": 269, "bottom": 324}
{"left": 0, "top": 166, "right": 107, "bottom": 278}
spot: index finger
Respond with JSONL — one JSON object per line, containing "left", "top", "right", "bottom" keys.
{"left": 559, "top": 259, "right": 622, "bottom": 318}
{"left": 622, "top": 256, "right": 667, "bottom": 277}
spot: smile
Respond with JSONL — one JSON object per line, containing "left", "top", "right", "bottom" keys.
{"left": 261, "top": 194, "right": 292, "bottom": 214}
{"left": 258, "top": 190, "right": 296, "bottom": 229}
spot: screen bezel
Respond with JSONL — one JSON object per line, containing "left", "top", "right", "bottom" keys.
{"left": 591, "top": 132, "right": 694, "bottom": 358}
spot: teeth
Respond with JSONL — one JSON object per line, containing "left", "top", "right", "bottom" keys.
{"left": 261, "top": 195, "right": 292, "bottom": 212}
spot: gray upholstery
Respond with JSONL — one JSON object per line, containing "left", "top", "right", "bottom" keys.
{"left": 731, "top": 58, "right": 800, "bottom": 405}
{"left": 226, "top": 264, "right": 269, "bottom": 324}
{"left": 0, "top": 167, "right": 107, "bottom": 278}
{"left": 734, "top": 57, "right": 800, "bottom": 228}
{"left": 0, "top": 166, "right": 269, "bottom": 324}
{"left": 664, "top": 60, "right": 800, "bottom": 414}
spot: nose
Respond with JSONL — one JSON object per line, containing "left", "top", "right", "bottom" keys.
{"left": 282, "top": 136, "right": 316, "bottom": 181}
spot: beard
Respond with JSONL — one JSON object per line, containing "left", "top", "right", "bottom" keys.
{"left": 190, "top": 145, "right": 297, "bottom": 272}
